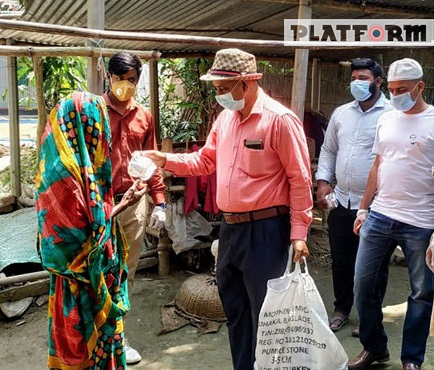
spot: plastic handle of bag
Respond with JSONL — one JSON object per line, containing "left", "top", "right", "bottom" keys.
{"left": 288, "top": 244, "right": 309, "bottom": 274}
{"left": 302, "top": 256, "right": 309, "bottom": 274}
{"left": 288, "top": 244, "right": 294, "bottom": 271}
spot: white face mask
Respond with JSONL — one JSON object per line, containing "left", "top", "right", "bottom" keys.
{"left": 215, "top": 80, "right": 245, "bottom": 111}
{"left": 350, "top": 80, "right": 372, "bottom": 102}
{"left": 390, "top": 83, "right": 419, "bottom": 112}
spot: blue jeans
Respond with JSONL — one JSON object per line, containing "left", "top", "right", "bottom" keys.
{"left": 354, "top": 211, "right": 434, "bottom": 365}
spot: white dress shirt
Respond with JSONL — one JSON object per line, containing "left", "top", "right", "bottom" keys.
{"left": 316, "top": 93, "right": 392, "bottom": 209}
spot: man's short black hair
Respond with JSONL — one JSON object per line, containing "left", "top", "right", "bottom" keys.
{"left": 350, "top": 58, "right": 383, "bottom": 78}
{"left": 108, "top": 52, "right": 142, "bottom": 77}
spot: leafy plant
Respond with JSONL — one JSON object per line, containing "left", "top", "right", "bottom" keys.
{"left": 154, "top": 58, "right": 217, "bottom": 142}
{"left": 2, "top": 56, "right": 88, "bottom": 111}
{"left": 41, "top": 57, "right": 87, "bottom": 109}
{"left": 258, "top": 60, "right": 294, "bottom": 76}
{"left": 152, "top": 58, "right": 288, "bottom": 143}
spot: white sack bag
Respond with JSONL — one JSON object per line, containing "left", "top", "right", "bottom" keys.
{"left": 254, "top": 255, "right": 348, "bottom": 370}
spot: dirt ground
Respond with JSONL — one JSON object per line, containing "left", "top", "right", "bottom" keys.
{"left": 1, "top": 244, "right": 434, "bottom": 370}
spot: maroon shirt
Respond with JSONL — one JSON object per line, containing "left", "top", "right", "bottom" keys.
{"left": 104, "top": 92, "right": 165, "bottom": 205}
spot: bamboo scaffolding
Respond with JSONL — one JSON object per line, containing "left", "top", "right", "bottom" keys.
{"left": 291, "top": 0, "right": 311, "bottom": 122}
{"left": 0, "top": 19, "right": 432, "bottom": 50}
{"left": 32, "top": 56, "right": 45, "bottom": 160}
{"left": 6, "top": 41, "right": 20, "bottom": 199}
{"left": 0, "top": 45, "right": 161, "bottom": 58}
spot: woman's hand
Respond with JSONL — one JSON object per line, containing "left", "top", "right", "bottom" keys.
{"left": 111, "top": 180, "right": 147, "bottom": 217}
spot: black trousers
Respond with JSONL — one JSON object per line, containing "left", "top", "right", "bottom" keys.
{"left": 217, "top": 214, "right": 290, "bottom": 370}
{"left": 327, "top": 202, "right": 359, "bottom": 316}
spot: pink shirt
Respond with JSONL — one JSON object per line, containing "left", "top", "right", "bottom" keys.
{"left": 104, "top": 93, "right": 166, "bottom": 205}
{"left": 165, "top": 89, "right": 313, "bottom": 240}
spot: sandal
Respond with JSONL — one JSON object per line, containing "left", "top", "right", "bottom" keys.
{"left": 329, "top": 314, "right": 349, "bottom": 332}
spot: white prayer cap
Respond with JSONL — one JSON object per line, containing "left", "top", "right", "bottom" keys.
{"left": 388, "top": 58, "right": 423, "bottom": 82}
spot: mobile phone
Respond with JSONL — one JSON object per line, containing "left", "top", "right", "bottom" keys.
{"left": 244, "top": 139, "right": 263, "bottom": 150}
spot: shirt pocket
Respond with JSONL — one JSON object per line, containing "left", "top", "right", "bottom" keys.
{"left": 129, "top": 129, "right": 146, "bottom": 146}
{"left": 241, "top": 147, "right": 266, "bottom": 177}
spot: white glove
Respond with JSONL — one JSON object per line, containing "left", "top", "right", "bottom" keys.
{"left": 426, "top": 231, "right": 434, "bottom": 273}
{"left": 353, "top": 209, "right": 369, "bottom": 234}
{"left": 149, "top": 205, "right": 166, "bottom": 230}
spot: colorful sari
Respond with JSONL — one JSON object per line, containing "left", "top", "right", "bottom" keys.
{"left": 36, "top": 92, "right": 130, "bottom": 370}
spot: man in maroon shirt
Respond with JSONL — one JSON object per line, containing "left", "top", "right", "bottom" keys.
{"left": 104, "top": 52, "right": 166, "bottom": 364}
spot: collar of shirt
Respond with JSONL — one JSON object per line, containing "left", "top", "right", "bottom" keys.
{"left": 351, "top": 93, "right": 388, "bottom": 113}
{"left": 233, "top": 88, "right": 265, "bottom": 125}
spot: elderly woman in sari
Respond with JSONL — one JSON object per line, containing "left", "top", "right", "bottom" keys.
{"left": 36, "top": 91, "right": 145, "bottom": 369}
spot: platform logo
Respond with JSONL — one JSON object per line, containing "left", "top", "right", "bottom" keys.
{"left": 284, "top": 19, "right": 433, "bottom": 43}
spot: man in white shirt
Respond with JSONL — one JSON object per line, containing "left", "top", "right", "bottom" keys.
{"left": 316, "top": 58, "right": 392, "bottom": 334}
{"left": 350, "top": 58, "right": 434, "bottom": 370}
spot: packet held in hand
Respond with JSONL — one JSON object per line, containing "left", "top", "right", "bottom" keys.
{"left": 325, "top": 192, "right": 338, "bottom": 209}
{"left": 128, "top": 151, "right": 157, "bottom": 181}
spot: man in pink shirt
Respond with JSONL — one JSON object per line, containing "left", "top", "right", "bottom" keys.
{"left": 144, "top": 48, "right": 313, "bottom": 370}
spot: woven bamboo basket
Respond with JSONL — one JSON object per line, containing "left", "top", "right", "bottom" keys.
{"left": 175, "top": 274, "right": 226, "bottom": 322}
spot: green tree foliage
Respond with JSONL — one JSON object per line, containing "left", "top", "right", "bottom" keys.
{"left": 19, "top": 56, "right": 87, "bottom": 110}
{"left": 40, "top": 57, "right": 87, "bottom": 109}
{"left": 0, "top": 56, "right": 87, "bottom": 188}
{"left": 2, "top": 56, "right": 87, "bottom": 111}
{"left": 155, "top": 58, "right": 218, "bottom": 142}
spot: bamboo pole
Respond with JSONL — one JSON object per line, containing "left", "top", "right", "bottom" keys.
{"left": 0, "top": 45, "right": 161, "bottom": 58}
{"left": 0, "top": 279, "right": 49, "bottom": 303}
{"left": 291, "top": 0, "right": 312, "bottom": 123}
{"left": 32, "top": 56, "right": 46, "bottom": 160}
{"left": 157, "top": 138, "right": 174, "bottom": 277}
{"left": 6, "top": 40, "right": 21, "bottom": 198}
{"left": 311, "top": 58, "right": 321, "bottom": 112}
{"left": 0, "top": 19, "right": 432, "bottom": 49}
{"left": 86, "top": 0, "right": 104, "bottom": 94}
{"left": 0, "top": 270, "right": 49, "bottom": 286}
{"left": 149, "top": 60, "right": 160, "bottom": 141}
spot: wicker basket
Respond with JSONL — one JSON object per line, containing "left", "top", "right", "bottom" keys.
{"left": 175, "top": 274, "right": 226, "bottom": 322}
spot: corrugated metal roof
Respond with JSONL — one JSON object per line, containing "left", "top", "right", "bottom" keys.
{"left": 340, "top": 0, "right": 434, "bottom": 12}
{"left": 0, "top": 0, "right": 433, "bottom": 60}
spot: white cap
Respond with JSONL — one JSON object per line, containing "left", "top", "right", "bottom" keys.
{"left": 388, "top": 58, "right": 423, "bottom": 82}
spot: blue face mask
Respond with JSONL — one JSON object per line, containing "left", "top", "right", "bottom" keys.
{"left": 350, "top": 80, "right": 372, "bottom": 102}
{"left": 215, "top": 80, "right": 245, "bottom": 111}
{"left": 390, "top": 83, "right": 419, "bottom": 112}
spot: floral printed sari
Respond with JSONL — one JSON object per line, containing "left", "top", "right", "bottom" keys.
{"left": 36, "top": 92, "right": 130, "bottom": 369}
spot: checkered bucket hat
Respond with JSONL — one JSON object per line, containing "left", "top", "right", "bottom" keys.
{"left": 200, "top": 48, "right": 263, "bottom": 81}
